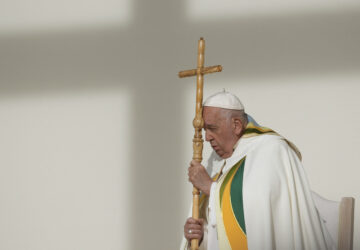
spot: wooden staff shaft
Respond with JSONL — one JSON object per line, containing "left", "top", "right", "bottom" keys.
{"left": 178, "top": 37, "right": 222, "bottom": 249}
{"left": 191, "top": 37, "right": 205, "bottom": 250}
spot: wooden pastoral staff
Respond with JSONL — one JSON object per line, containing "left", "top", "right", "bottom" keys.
{"left": 178, "top": 38, "right": 222, "bottom": 250}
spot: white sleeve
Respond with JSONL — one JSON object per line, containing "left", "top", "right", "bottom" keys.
{"left": 208, "top": 182, "right": 217, "bottom": 227}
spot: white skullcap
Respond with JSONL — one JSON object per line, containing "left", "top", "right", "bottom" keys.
{"left": 203, "top": 89, "right": 244, "bottom": 110}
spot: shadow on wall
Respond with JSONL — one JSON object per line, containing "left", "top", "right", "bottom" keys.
{"left": 0, "top": 0, "right": 360, "bottom": 248}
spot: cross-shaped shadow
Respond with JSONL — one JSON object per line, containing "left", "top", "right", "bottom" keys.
{"left": 1, "top": 1, "right": 360, "bottom": 249}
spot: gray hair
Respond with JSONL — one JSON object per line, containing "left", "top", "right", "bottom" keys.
{"left": 220, "top": 109, "right": 248, "bottom": 128}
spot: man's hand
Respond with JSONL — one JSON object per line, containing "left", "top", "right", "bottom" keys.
{"left": 188, "top": 160, "right": 213, "bottom": 196}
{"left": 184, "top": 217, "right": 204, "bottom": 244}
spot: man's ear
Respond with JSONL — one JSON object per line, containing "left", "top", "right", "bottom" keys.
{"left": 232, "top": 118, "right": 243, "bottom": 136}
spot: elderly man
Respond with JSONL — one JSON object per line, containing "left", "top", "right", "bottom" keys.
{"left": 180, "top": 91, "right": 335, "bottom": 250}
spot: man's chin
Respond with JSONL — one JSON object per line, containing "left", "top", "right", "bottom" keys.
{"left": 213, "top": 148, "right": 224, "bottom": 157}
{"left": 213, "top": 148, "right": 231, "bottom": 159}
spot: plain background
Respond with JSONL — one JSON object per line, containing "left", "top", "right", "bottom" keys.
{"left": 0, "top": 0, "right": 359, "bottom": 249}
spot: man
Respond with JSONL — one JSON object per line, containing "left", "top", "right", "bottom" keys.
{"left": 180, "top": 90, "right": 335, "bottom": 250}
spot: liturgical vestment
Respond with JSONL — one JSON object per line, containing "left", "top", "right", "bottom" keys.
{"left": 180, "top": 118, "right": 335, "bottom": 250}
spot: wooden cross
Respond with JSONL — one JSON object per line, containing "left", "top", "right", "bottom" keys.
{"left": 178, "top": 37, "right": 222, "bottom": 250}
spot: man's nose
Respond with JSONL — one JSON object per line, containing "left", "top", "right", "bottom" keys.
{"left": 205, "top": 130, "right": 212, "bottom": 142}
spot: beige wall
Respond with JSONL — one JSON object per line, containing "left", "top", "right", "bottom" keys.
{"left": 0, "top": 1, "right": 359, "bottom": 249}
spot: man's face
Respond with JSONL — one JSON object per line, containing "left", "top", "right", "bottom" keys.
{"left": 203, "top": 106, "right": 237, "bottom": 159}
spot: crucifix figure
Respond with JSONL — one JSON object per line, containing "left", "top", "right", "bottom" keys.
{"left": 178, "top": 37, "right": 222, "bottom": 250}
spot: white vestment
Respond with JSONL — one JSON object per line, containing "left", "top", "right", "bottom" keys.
{"left": 180, "top": 132, "right": 336, "bottom": 250}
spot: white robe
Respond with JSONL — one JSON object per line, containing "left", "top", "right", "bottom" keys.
{"left": 181, "top": 133, "right": 336, "bottom": 250}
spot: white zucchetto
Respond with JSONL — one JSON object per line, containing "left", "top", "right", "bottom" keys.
{"left": 203, "top": 89, "right": 244, "bottom": 111}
